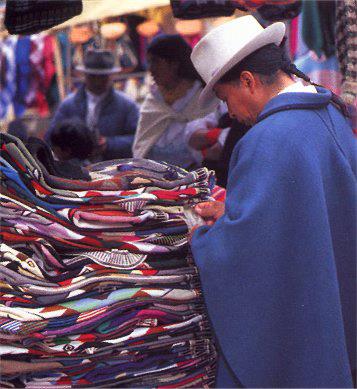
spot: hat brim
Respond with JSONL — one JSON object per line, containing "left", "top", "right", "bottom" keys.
{"left": 198, "top": 22, "right": 286, "bottom": 109}
{"left": 76, "top": 66, "right": 121, "bottom": 75}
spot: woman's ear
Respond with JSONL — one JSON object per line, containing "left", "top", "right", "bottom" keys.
{"left": 239, "top": 71, "right": 256, "bottom": 91}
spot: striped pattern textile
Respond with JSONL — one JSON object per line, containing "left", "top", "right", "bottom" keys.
{"left": 0, "top": 133, "right": 222, "bottom": 388}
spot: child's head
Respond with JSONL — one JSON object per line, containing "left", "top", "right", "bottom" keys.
{"left": 49, "top": 119, "right": 95, "bottom": 161}
{"left": 7, "top": 119, "right": 29, "bottom": 143}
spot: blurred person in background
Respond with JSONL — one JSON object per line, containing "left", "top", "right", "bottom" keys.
{"left": 187, "top": 106, "right": 250, "bottom": 187}
{"left": 7, "top": 118, "right": 29, "bottom": 143}
{"left": 49, "top": 119, "right": 95, "bottom": 166}
{"left": 45, "top": 49, "right": 139, "bottom": 162}
{"left": 132, "top": 34, "right": 219, "bottom": 170}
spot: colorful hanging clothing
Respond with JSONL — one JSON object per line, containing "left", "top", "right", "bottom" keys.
{"left": 301, "top": 0, "right": 336, "bottom": 58}
{"left": 0, "top": 36, "right": 17, "bottom": 119}
{"left": 295, "top": 51, "right": 341, "bottom": 95}
{"left": 170, "top": 0, "right": 298, "bottom": 19}
{"left": 25, "top": 34, "right": 54, "bottom": 117}
{"left": 13, "top": 36, "right": 31, "bottom": 117}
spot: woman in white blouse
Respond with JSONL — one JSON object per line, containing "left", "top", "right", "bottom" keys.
{"left": 132, "top": 34, "right": 219, "bottom": 170}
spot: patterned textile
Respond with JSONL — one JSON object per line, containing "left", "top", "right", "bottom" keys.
{"left": 232, "top": 0, "right": 296, "bottom": 9}
{"left": 211, "top": 186, "right": 226, "bottom": 202}
{"left": 335, "top": 0, "right": 357, "bottom": 105}
{"left": 0, "top": 133, "right": 219, "bottom": 387}
{"left": 0, "top": 36, "right": 17, "bottom": 120}
{"left": 294, "top": 51, "right": 342, "bottom": 95}
{"left": 170, "top": 0, "right": 297, "bottom": 19}
{"left": 257, "top": 1, "right": 301, "bottom": 21}
{"left": 13, "top": 36, "right": 31, "bottom": 117}
{"left": 24, "top": 35, "right": 55, "bottom": 117}
{"left": 4, "top": 0, "right": 83, "bottom": 35}
{"left": 170, "top": 0, "right": 242, "bottom": 19}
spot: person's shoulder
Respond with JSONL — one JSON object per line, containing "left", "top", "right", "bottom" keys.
{"left": 238, "top": 109, "right": 319, "bottom": 158}
{"left": 258, "top": 107, "right": 322, "bottom": 139}
{"left": 247, "top": 110, "right": 298, "bottom": 137}
{"left": 112, "top": 89, "right": 138, "bottom": 107}
{"left": 58, "top": 90, "right": 78, "bottom": 108}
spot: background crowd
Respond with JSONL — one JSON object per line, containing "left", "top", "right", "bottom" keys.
{"left": 1, "top": 0, "right": 355, "bottom": 189}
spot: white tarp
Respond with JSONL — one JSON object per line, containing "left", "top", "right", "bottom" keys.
{"left": 54, "top": 0, "right": 170, "bottom": 29}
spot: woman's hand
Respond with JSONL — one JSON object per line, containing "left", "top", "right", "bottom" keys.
{"left": 194, "top": 201, "right": 225, "bottom": 226}
{"left": 90, "top": 135, "right": 107, "bottom": 157}
{"left": 203, "top": 142, "right": 223, "bottom": 161}
{"left": 189, "top": 128, "right": 212, "bottom": 150}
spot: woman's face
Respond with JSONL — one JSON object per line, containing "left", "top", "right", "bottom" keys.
{"left": 147, "top": 54, "right": 178, "bottom": 89}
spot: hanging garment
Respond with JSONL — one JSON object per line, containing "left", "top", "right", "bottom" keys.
{"left": 0, "top": 36, "right": 17, "bottom": 120}
{"left": 42, "top": 35, "right": 56, "bottom": 100}
{"left": 301, "top": 0, "right": 336, "bottom": 58}
{"left": 25, "top": 35, "right": 43, "bottom": 107}
{"left": 232, "top": 0, "right": 297, "bottom": 10}
{"left": 257, "top": 1, "right": 301, "bottom": 21}
{"left": 170, "top": 0, "right": 298, "bottom": 19}
{"left": 293, "top": 10, "right": 341, "bottom": 96}
{"left": 13, "top": 36, "right": 31, "bottom": 117}
{"left": 25, "top": 34, "right": 55, "bottom": 117}
{"left": 170, "top": 0, "right": 243, "bottom": 19}
{"left": 117, "top": 34, "right": 139, "bottom": 70}
{"left": 4, "top": 0, "right": 83, "bottom": 35}
{"left": 289, "top": 15, "right": 299, "bottom": 59}
{"left": 295, "top": 51, "right": 341, "bottom": 95}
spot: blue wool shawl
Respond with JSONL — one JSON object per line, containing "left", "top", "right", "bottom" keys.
{"left": 191, "top": 88, "right": 356, "bottom": 388}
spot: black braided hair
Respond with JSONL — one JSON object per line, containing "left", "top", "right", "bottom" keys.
{"left": 219, "top": 43, "right": 350, "bottom": 118}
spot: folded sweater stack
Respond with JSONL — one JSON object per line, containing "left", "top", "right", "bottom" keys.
{"left": 0, "top": 134, "right": 217, "bottom": 388}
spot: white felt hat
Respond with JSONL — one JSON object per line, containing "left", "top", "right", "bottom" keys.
{"left": 191, "top": 15, "right": 286, "bottom": 108}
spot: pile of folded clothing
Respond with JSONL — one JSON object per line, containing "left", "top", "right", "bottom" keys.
{"left": 0, "top": 134, "right": 218, "bottom": 388}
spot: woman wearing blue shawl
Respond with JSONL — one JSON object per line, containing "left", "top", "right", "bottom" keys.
{"left": 190, "top": 15, "right": 356, "bottom": 388}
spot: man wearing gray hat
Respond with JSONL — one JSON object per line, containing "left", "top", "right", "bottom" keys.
{"left": 46, "top": 49, "right": 139, "bottom": 161}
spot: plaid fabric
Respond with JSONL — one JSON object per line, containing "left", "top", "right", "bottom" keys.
{"left": 170, "top": 0, "right": 297, "bottom": 19}
{"left": 335, "top": 0, "right": 357, "bottom": 104}
{"left": 233, "top": 0, "right": 296, "bottom": 10}
{"left": 257, "top": 0, "right": 301, "bottom": 21}
{"left": 4, "top": 0, "right": 82, "bottom": 35}
{"left": 170, "top": 0, "right": 240, "bottom": 19}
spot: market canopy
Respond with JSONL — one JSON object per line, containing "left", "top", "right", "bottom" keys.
{"left": 53, "top": 0, "right": 170, "bottom": 29}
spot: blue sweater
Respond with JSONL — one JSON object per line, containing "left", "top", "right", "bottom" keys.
{"left": 191, "top": 88, "right": 356, "bottom": 388}
{"left": 46, "top": 86, "right": 139, "bottom": 159}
